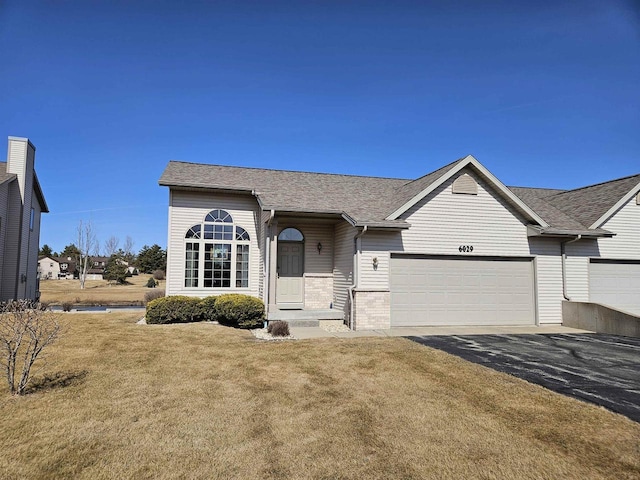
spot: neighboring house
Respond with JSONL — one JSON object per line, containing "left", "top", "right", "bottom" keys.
{"left": 159, "top": 155, "right": 640, "bottom": 330}
{"left": 86, "top": 256, "right": 109, "bottom": 280}
{"left": 0, "top": 137, "right": 49, "bottom": 301}
{"left": 38, "top": 255, "right": 117, "bottom": 281}
{"left": 38, "top": 256, "right": 77, "bottom": 280}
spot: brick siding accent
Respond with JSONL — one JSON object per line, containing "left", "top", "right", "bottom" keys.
{"left": 353, "top": 290, "right": 390, "bottom": 330}
{"left": 304, "top": 274, "right": 334, "bottom": 309}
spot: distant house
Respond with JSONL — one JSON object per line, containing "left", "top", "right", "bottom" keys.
{"left": 38, "top": 255, "right": 111, "bottom": 281}
{"left": 0, "top": 137, "right": 49, "bottom": 301}
{"left": 159, "top": 155, "right": 640, "bottom": 330}
{"left": 86, "top": 256, "right": 109, "bottom": 280}
{"left": 38, "top": 256, "right": 77, "bottom": 280}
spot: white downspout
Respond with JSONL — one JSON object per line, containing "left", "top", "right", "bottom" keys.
{"left": 264, "top": 210, "right": 275, "bottom": 319}
{"left": 561, "top": 234, "right": 582, "bottom": 301}
{"left": 348, "top": 226, "right": 368, "bottom": 330}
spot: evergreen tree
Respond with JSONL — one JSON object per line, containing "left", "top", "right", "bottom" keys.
{"left": 136, "top": 244, "right": 166, "bottom": 274}
{"left": 60, "top": 243, "right": 81, "bottom": 259}
{"left": 103, "top": 255, "right": 129, "bottom": 284}
{"left": 39, "top": 244, "right": 53, "bottom": 258}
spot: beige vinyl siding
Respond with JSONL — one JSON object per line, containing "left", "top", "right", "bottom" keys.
{"left": 166, "top": 190, "right": 261, "bottom": 298}
{"left": 597, "top": 196, "right": 640, "bottom": 260}
{"left": 528, "top": 237, "right": 563, "bottom": 324}
{"left": 333, "top": 221, "right": 355, "bottom": 317}
{"left": 359, "top": 169, "right": 531, "bottom": 291}
{"left": 7, "top": 139, "right": 27, "bottom": 200}
{"left": 565, "top": 239, "right": 600, "bottom": 302}
{"left": 282, "top": 223, "right": 333, "bottom": 275}
{"left": 400, "top": 170, "right": 531, "bottom": 255}
{"left": 360, "top": 232, "right": 402, "bottom": 290}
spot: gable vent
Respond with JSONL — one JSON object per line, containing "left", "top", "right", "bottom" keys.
{"left": 636, "top": 192, "right": 640, "bottom": 205}
{"left": 452, "top": 173, "right": 478, "bottom": 195}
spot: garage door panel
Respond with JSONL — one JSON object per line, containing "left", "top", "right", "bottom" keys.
{"left": 391, "top": 256, "right": 535, "bottom": 326}
{"left": 589, "top": 262, "right": 640, "bottom": 315}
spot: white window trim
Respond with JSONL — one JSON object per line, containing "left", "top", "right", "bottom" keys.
{"left": 183, "top": 210, "right": 251, "bottom": 290}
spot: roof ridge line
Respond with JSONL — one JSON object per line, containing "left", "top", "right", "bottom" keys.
{"left": 166, "top": 160, "right": 411, "bottom": 182}
{"left": 551, "top": 172, "right": 640, "bottom": 197}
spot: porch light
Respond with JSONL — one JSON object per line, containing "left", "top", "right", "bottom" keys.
{"left": 372, "top": 257, "right": 378, "bottom": 269}
{"left": 317, "top": 242, "right": 322, "bottom": 254}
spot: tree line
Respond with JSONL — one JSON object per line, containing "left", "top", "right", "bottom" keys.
{"left": 39, "top": 227, "right": 167, "bottom": 288}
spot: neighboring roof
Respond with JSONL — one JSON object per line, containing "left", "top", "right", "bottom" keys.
{"left": 159, "top": 158, "right": 638, "bottom": 237}
{"left": 544, "top": 174, "right": 640, "bottom": 229}
{"left": 0, "top": 161, "right": 49, "bottom": 212}
{"left": 0, "top": 162, "right": 16, "bottom": 185}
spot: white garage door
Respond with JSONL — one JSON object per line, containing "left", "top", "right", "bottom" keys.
{"left": 589, "top": 260, "right": 640, "bottom": 316}
{"left": 390, "top": 255, "right": 536, "bottom": 327}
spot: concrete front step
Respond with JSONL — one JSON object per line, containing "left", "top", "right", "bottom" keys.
{"left": 267, "top": 308, "right": 344, "bottom": 328}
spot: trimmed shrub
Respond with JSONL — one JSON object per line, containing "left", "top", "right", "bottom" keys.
{"left": 197, "top": 296, "right": 218, "bottom": 322}
{"left": 146, "top": 277, "right": 157, "bottom": 288}
{"left": 153, "top": 270, "right": 165, "bottom": 281}
{"left": 61, "top": 302, "right": 73, "bottom": 312}
{"left": 144, "top": 289, "right": 165, "bottom": 305}
{"left": 214, "top": 294, "right": 264, "bottom": 329}
{"left": 146, "top": 296, "right": 202, "bottom": 324}
{"left": 267, "top": 320, "right": 290, "bottom": 337}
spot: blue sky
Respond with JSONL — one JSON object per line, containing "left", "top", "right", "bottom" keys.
{"left": 1, "top": 1, "right": 638, "bottom": 254}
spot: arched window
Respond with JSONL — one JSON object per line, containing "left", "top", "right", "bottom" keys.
{"left": 279, "top": 228, "right": 304, "bottom": 241}
{"left": 184, "top": 210, "right": 250, "bottom": 289}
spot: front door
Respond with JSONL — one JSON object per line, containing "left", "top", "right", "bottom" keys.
{"left": 276, "top": 241, "right": 304, "bottom": 308}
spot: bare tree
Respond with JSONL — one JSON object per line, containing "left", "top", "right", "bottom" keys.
{"left": 0, "top": 301, "right": 61, "bottom": 395}
{"left": 76, "top": 220, "right": 98, "bottom": 289}
{"left": 123, "top": 236, "right": 134, "bottom": 257}
{"left": 104, "top": 236, "right": 120, "bottom": 257}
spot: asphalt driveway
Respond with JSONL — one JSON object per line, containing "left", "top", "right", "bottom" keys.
{"left": 408, "top": 333, "right": 640, "bottom": 422}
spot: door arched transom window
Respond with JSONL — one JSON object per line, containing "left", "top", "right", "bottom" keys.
{"left": 279, "top": 228, "right": 304, "bottom": 242}
{"left": 184, "top": 209, "right": 250, "bottom": 288}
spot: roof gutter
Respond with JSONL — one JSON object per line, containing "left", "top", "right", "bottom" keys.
{"left": 348, "top": 225, "right": 368, "bottom": 330}
{"left": 561, "top": 234, "right": 582, "bottom": 301}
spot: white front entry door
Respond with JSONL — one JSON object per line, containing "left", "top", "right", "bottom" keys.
{"left": 277, "top": 242, "right": 304, "bottom": 308}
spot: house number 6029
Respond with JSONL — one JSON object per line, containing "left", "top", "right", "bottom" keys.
{"left": 459, "top": 245, "right": 474, "bottom": 253}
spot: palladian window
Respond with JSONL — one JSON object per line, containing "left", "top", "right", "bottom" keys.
{"left": 184, "top": 209, "right": 250, "bottom": 289}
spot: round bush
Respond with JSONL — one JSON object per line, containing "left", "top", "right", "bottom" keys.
{"left": 146, "top": 296, "right": 203, "bottom": 324}
{"left": 214, "top": 294, "right": 264, "bottom": 328}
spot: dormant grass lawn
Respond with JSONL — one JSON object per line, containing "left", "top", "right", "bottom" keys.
{"left": 1, "top": 312, "right": 639, "bottom": 479}
{"left": 39, "top": 274, "right": 160, "bottom": 305}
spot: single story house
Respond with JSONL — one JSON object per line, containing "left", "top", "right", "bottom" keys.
{"left": 159, "top": 155, "right": 640, "bottom": 330}
{"left": 1, "top": 137, "right": 48, "bottom": 302}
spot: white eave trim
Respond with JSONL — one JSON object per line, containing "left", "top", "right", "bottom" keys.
{"left": 385, "top": 155, "right": 549, "bottom": 228}
{"left": 341, "top": 212, "right": 358, "bottom": 226}
{"left": 589, "top": 180, "right": 640, "bottom": 229}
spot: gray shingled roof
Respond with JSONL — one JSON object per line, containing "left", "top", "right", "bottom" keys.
{"left": 159, "top": 160, "right": 638, "bottom": 235}
{"left": 0, "top": 162, "right": 16, "bottom": 184}
{"left": 544, "top": 174, "right": 640, "bottom": 228}
{"left": 160, "top": 161, "right": 410, "bottom": 227}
